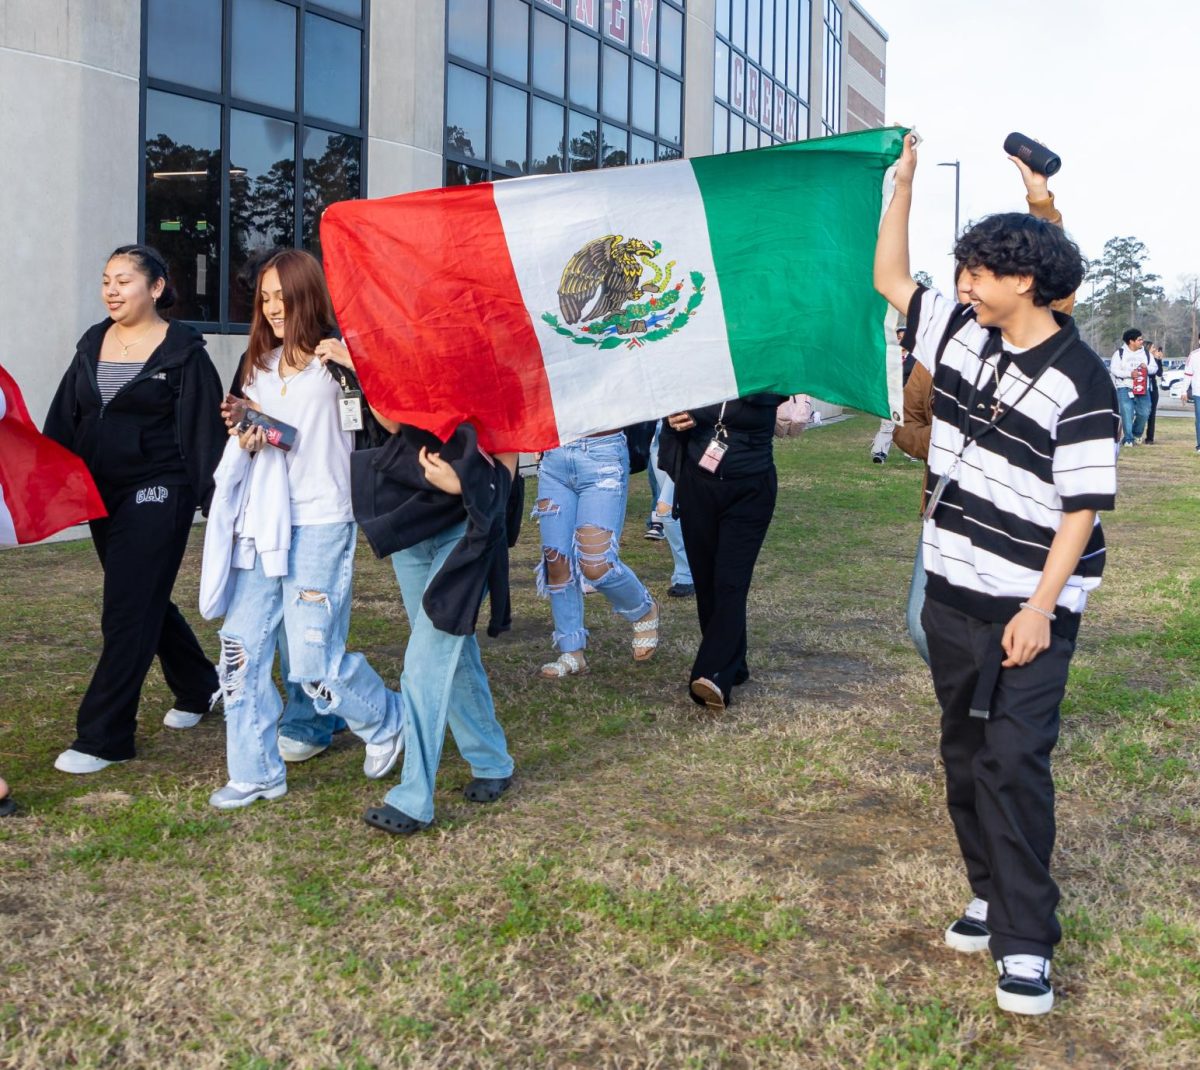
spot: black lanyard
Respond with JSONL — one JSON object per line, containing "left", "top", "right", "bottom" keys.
{"left": 956, "top": 328, "right": 1075, "bottom": 456}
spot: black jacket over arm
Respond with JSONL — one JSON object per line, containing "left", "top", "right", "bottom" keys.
{"left": 350, "top": 424, "right": 522, "bottom": 637}
{"left": 43, "top": 319, "right": 225, "bottom": 510}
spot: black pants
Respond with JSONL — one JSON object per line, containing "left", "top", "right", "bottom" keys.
{"left": 73, "top": 483, "right": 216, "bottom": 760}
{"left": 1146, "top": 380, "right": 1160, "bottom": 442}
{"left": 922, "top": 596, "right": 1074, "bottom": 960}
{"left": 676, "top": 463, "right": 777, "bottom": 703}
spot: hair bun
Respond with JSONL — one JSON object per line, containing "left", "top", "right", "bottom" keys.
{"left": 156, "top": 282, "right": 178, "bottom": 310}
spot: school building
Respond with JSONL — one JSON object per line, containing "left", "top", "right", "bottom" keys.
{"left": 1, "top": 0, "right": 887, "bottom": 422}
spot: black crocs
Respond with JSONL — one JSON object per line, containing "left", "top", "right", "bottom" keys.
{"left": 0, "top": 796, "right": 15, "bottom": 818}
{"left": 363, "top": 803, "right": 428, "bottom": 836}
{"left": 463, "top": 776, "right": 513, "bottom": 804}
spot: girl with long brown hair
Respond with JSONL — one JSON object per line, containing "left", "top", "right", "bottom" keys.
{"left": 201, "top": 249, "right": 402, "bottom": 809}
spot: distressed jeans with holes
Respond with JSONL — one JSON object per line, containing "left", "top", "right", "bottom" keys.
{"left": 534, "top": 433, "right": 654, "bottom": 654}
{"left": 383, "top": 520, "right": 514, "bottom": 824}
{"left": 218, "top": 522, "right": 401, "bottom": 788}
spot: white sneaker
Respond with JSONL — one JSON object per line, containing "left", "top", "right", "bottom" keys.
{"left": 363, "top": 734, "right": 404, "bottom": 780}
{"left": 54, "top": 749, "right": 126, "bottom": 775}
{"left": 995, "top": 955, "right": 1054, "bottom": 1016}
{"left": 163, "top": 708, "right": 204, "bottom": 729}
{"left": 208, "top": 780, "right": 288, "bottom": 810}
{"left": 277, "top": 736, "right": 328, "bottom": 762}
{"left": 944, "top": 897, "right": 991, "bottom": 953}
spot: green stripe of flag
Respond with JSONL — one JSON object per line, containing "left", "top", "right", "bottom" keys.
{"left": 691, "top": 126, "right": 906, "bottom": 418}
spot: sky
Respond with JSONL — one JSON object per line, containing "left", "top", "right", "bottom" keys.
{"left": 860, "top": 0, "right": 1198, "bottom": 300}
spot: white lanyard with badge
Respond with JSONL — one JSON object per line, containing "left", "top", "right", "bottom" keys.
{"left": 698, "top": 401, "right": 730, "bottom": 472}
{"left": 923, "top": 330, "right": 1075, "bottom": 521}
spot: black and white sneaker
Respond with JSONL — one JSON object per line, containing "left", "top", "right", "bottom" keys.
{"left": 944, "top": 897, "right": 990, "bottom": 953}
{"left": 644, "top": 521, "right": 666, "bottom": 541}
{"left": 995, "top": 955, "right": 1054, "bottom": 1016}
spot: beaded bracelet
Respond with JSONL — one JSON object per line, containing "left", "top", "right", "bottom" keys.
{"left": 1019, "top": 601, "right": 1056, "bottom": 621}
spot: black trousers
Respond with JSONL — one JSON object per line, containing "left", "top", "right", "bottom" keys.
{"left": 74, "top": 483, "right": 216, "bottom": 760}
{"left": 922, "top": 596, "right": 1073, "bottom": 960}
{"left": 1145, "top": 380, "right": 1160, "bottom": 442}
{"left": 676, "top": 463, "right": 777, "bottom": 703}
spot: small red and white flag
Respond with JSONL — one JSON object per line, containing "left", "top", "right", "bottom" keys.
{"left": 0, "top": 363, "right": 106, "bottom": 546}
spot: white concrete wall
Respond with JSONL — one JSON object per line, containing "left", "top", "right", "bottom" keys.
{"left": 1, "top": 1, "right": 141, "bottom": 425}
{"left": 364, "top": 0, "right": 444, "bottom": 197}
{"left": 682, "top": 0, "right": 716, "bottom": 159}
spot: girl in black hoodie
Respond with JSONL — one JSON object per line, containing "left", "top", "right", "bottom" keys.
{"left": 43, "top": 245, "right": 225, "bottom": 773}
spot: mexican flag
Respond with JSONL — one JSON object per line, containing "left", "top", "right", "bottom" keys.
{"left": 322, "top": 126, "right": 907, "bottom": 453}
{"left": 0, "top": 363, "right": 106, "bottom": 546}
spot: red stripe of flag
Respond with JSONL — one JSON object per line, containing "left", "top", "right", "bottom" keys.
{"left": 0, "top": 364, "right": 107, "bottom": 546}
{"left": 320, "top": 182, "right": 558, "bottom": 453}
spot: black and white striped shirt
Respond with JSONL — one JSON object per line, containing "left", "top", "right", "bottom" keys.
{"left": 97, "top": 360, "right": 145, "bottom": 409}
{"left": 904, "top": 287, "right": 1119, "bottom": 626}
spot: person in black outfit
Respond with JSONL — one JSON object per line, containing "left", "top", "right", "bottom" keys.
{"left": 662, "top": 393, "right": 785, "bottom": 711}
{"left": 43, "top": 245, "right": 225, "bottom": 774}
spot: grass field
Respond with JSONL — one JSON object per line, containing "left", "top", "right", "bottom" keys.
{"left": 1, "top": 415, "right": 1198, "bottom": 1069}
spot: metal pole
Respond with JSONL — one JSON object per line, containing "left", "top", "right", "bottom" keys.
{"left": 937, "top": 160, "right": 961, "bottom": 290}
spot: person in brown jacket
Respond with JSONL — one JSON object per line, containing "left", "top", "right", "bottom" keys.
{"left": 893, "top": 153, "right": 1075, "bottom": 664}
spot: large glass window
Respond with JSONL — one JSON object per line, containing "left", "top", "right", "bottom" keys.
{"left": 822, "top": 0, "right": 842, "bottom": 135}
{"left": 445, "top": 0, "right": 686, "bottom": 184}
{"left": 713, "top": 0, "right": 810, "bottom": 153}
{"left": 142, "top": 0, "right": 368, "bottom": 329}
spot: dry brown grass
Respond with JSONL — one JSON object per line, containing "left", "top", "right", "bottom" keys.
{"left": 1, "top": 416, "right": 1198, "bottom": 1068}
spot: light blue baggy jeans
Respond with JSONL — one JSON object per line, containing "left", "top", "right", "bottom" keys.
{"left": 534, "top": 433, "right": 654, "bottom": 653}
{"left": 218, "top": 522, "right": 401, "bottom": 787}
{"left": 382, "top": 520, "right": 514, "bottom": 824}
{"left": 650, "top": 427, "right": 693, "bottom": 588}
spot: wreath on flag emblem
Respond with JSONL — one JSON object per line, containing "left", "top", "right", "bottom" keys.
{"left": 540, "top": 235, "right": 706, "bottom": 350}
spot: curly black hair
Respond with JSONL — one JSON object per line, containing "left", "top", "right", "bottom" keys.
{"left": 953, "top": 212, "right": 1086, "bottom": 307}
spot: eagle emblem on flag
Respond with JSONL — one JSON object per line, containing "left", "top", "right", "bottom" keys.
{"left": 541, "top": 234, "right": 705, "bottom": 350}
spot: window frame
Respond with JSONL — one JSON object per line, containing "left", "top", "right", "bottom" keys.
{"left": 712, "top": 0, "right": 810, "bottom": 154}
{"left": 138, "top": 0, "right": 371, "bottom": 333}
{"left": 443, "top": 0, "right": 687, "bottom": 184}
{"left": 821, "top": 0, "right": 841, "bottom": 136}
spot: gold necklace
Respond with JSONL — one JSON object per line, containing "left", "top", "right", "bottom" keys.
{"left": 278, "top": 357, "right": 311, "bottom": 396}
{"left": 113, "top": 323, "right": 157, "bottom": 359}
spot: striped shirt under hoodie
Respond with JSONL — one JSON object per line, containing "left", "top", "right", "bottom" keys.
{"left": 903, "top": 287, "right": 1119, "bottom": 636}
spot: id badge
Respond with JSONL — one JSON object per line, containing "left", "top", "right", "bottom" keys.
{"left": 339, "top": 390, "right": 364, "bottom": 432}
{"left": 698, "top": 436, "right": 729, "bottom": 473}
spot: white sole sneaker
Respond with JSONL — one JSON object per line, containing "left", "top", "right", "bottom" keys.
{"left": 163, "top": 708, "right": 204, "bottom": 729}
{"left": 364, "top": 734, "right": 404, "bottom": 780}
{"left": 53, "top": 749, "right": 127, "bottom": 775}
{"left": 995, "top": 982, "right": 1054, "bottom": 1016}
{"left": 944, "top": 921, "right": 991, "bottom": 953}
{"left": 208, "top": 780, "right": 288, "bottom": 810}
{"left": 277, "top": 737, "right": 329, "bottom": 763}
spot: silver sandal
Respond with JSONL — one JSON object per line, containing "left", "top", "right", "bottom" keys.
{"left": 632, "top": 600, "right": 661, "bottom": 662}
{"left": 539, "top": 651, "right": 588, "bottom": 678}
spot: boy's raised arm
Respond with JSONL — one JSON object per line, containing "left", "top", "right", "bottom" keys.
{"left": 874, "top": 132, "right": 921, "bottom": 315}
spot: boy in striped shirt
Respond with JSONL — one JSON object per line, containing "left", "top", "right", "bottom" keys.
{"left": 874, "top": 134, "right": 1119, "bottom": 1016}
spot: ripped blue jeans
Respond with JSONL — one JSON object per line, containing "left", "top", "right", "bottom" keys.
{"left": 534, "top": 433, "right": 654, "bottom": 653}
{"left": 217, "top": 522, "right": 402, "bottom": 788}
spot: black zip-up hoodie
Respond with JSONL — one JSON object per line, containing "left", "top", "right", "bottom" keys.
{"left": 43, "top": 320, "right": 226, "bottom": 509}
